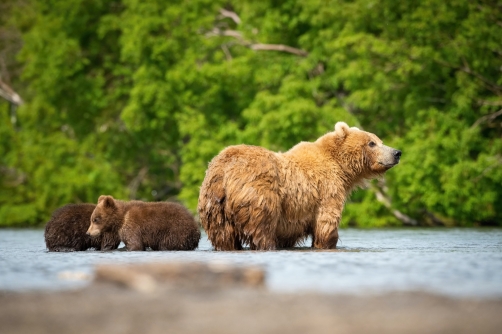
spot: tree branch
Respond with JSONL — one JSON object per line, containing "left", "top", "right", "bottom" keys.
{"left": 471, "top": 155, "right": 502, "bottom": 183}
{"left": 372, "top": 182, "right": 418, "bottom": 226}
{"left": 461, "top": 56, "right": 502, "bottom": 93}
{"left": 221, "top": 44, "right": 233, "bottom": 61}
{"left": 470, "top": 108, "right": 502, "bottom": 129}
{"left": 0, "top": 166, "right": 26, "bottom": 187}
{"left": 0, "top": 76, "right": 23, "bottom": 105}
{"left": 435, "top": 58, "right": 502, "bottom": 95}
{"left": 422, "top": 210, "right": 446, "bottom": 226}
{"left": 219, "top": 9, "right": 241, "bottom": 25}
{"left": 250, "top": 43, "right": 308, "bottom": 57}
{"left": 206, "top": 28, "right": 243, "bottom": 39}
{"left": 207, "top": 27, "right": 309, "bottom": 58}
{"left": 128, "top": 167, "right": 148, "bottom": 200}
{"left": 477, "top": 99, "right": 502, "bottom": 106}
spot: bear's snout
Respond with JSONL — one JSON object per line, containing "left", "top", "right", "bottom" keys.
{"left": 394, "top": 150, "right": 402, "bottom": 163}
{"left": 86, "top": 225, "right": 101, "bottom": 237}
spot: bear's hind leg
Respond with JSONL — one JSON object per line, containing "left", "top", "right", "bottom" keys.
{"left": 249, "top": 233, "right": 277, "bottom": 250}
{"left": 199, "top": 186, "right": 242, "bottom": 250}
{"left": 208, "top": 222, "right": 243, "bottom": 251}
{"left": 245, "top": 216, "right": 279, "bottom": 251}
{"left": 277, "top": 236, "right": 300, "bottom": 249}
{"left": 236, "top": 195, "right": 280, "bottom": 251}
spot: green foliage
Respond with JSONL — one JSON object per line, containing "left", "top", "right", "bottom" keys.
{"left": 0, "top": 0, "right": 501, "bottom": 226}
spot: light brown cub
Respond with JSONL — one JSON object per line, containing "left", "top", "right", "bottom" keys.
{"left": 87, "top": 196, "right": 200, "bottom": 251}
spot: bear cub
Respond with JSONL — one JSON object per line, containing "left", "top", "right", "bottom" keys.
{"left": 87, "top": 196, "right": 201, "bottom": 251}
{"left": 45, "top": 203, "right": 121, "bottom": 252}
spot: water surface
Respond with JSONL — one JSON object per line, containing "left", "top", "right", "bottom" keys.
{"left": 0, "top": 228, "right": 501, "bottom": 298}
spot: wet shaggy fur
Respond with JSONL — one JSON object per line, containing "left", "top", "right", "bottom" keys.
{"left": 87, "top": 196, "right": 201, "bottom": 251}
{"left": 44, "top": 204, "right": 121, "bottom": 252}
{"left": 198, "top": 122, "right": 401, "bottom": 251}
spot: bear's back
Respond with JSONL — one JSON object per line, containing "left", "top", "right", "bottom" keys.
{"left": 214, "top": 144, "right": 281, "bottom": 169}
{"left": 125, "top": 201, "right": 194, "bottom": 225}
{"left": 122, "top": 201, "right": 200, "bottom": 250}
{"left": 45, "top": 203, "right": 97, "bottom": 251}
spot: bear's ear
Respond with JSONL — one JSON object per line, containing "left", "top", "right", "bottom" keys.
{"left": 98, "top": 195, "right": 115, "bottom": 209}
{"left": 334, "top": 122, "right": 351, "bottom": 138}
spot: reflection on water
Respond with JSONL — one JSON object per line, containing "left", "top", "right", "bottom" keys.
{"left": 0, "top": 228, "right": 501, "bottom": 298}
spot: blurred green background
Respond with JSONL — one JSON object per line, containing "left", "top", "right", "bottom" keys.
{"left": 0, "top": 0, "right": 501, "bottom": 227}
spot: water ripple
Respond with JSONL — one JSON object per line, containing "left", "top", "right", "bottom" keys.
{"left": 0, "top": 228, "right": 501, "bottom": 298}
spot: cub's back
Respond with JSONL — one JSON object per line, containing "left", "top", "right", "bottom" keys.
{"left": 126, "top": 201, "right": 197, "bottom": 229}
{"left": 124, "top": 201, "right": 200, "bottom": 250}
{"left": 44, "top": 203, "right": 97, "bottom": 251}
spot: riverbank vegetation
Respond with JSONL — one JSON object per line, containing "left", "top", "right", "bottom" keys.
{"left": 1, "top": 0, "right": 501, "bottom": 227}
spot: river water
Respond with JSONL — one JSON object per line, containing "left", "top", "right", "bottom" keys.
{"left": 0, "top": 228, "right": 501, "bottom": 298}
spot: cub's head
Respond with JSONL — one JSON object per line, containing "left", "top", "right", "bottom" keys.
{"left": 320, "top": 122, "right": 401, "bottom": 178}
{"left": 86, "top": 195, "right": 119, "bottom": 236}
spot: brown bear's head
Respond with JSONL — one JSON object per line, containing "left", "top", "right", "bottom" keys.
{"left": 87, "top": 195, "right": 120, "bottom": 236}
{"left": 320, "top": 122, "right": 401, "bottom": 179}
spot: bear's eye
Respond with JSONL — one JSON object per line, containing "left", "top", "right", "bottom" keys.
{"left": 368, "top": 141, "right": 376, "bottom": 148}
{"left": 93, "top": 218, "right": 99, "bottom": 223}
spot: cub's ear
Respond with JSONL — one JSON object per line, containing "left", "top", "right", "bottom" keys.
{"left": 334, "top": 122, "right": 351, "bottom": 138}
{"left": 98, "top": 195, "right": 115, "bottom": 209}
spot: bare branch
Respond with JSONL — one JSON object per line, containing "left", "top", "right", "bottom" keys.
{"left": 221, "top": 44, "right": 233, "bottom": 61}
{"left": 205, "top": 28, "right": 243, "bottom": 40}
{"left": 128, "top": 167, "right": 149, "bottom": 200}
{"left": 470, "top": 108, "right": 502, "bottom": 129}
{"left": 221, "top": 29, "right": 243, "bottom": 39}
{"left": 308, "top": 63, "right": 325, "bottom": 79}
{"left": 0, "top": 166, "right": 27, "bottom": 187}
{"left": 392, "top": 209, "right": 419, "bottom": 226}
{"left": 207, "top": 27, "right": 309, "bottom": 57}
{"left": 372, "top": 182, "right": 418, "bottom": 226}
{"left": 477, "top": 99, "right": 502, "bottom": 106}
{"left": 461, "top": 57, "right": 502, "bottom": 93}
{"left": 250, "top": 43, "right": 308, "bottom": 57}
{"left": 0, "top": 76, "right": 23, "bottom": 105}
{"left": 219, "top": 9, "right": 241, "bottom": 25}
{"left": 423, "top": 210, "right": 446, "bottom": 226}
{"left": 435, "top": 58, "right": 502, "bottom": 95}
{"left": 471, "top": 155, "right": 502, "bottom": 183}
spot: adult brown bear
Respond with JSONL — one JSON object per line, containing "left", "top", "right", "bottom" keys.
{"left": 198, "top": 122, "right": 401, "bottom": 251}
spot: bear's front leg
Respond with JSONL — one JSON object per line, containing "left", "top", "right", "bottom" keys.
{"left": 120, "top": 228, "right": 145, "bottom": 251}
{"left": 312, "top": 201, "right": 342, "bottom": 249}
{"left": 124, "top": 238, "right": 145, "bottom": 251}
{"left": 101, "top": 232, "right": 121, "bottom": 251}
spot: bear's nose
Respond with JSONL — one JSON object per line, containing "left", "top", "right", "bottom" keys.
{"left": 394, "top": 150, "right": 402, "bottom": 158}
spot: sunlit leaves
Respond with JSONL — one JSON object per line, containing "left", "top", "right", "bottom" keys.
{"left": 1, "top": 0, "right": 501, "bottom": 226}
